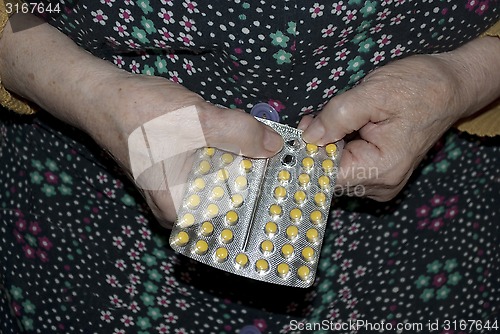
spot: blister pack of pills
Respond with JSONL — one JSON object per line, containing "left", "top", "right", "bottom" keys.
{"left": 169, "top": 119, "right": 343, "bottom": 287}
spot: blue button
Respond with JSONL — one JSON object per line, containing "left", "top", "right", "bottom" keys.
{"left": 250, "top": 102, "right": 280, "bottom": 122}
{"left": 239, "top": 325, "right": 261, "bottom": 334}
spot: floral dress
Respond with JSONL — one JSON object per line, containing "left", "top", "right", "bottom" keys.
{"left": 1, "top": 1, "right": 499, "bottom": 333}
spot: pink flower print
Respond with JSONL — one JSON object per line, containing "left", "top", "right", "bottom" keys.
{"left": 332, "top": 1, "right": 346, "bottom": 15}
{"left": 354, "top": 266, "right": 366, "bottom": 277}
{"left": 433, "top": 273, "right": 447, "bottom": 287}
{"left": 338, "top": 26, "right": 353, "bottom": 38}
{"left": 439, "top": 205, "right": 455, "bottom": 219}
{"left": 268, "top": 99, "right": 285, "bottom": 112}
{"left": 335, "top": 48, "right": 350, "bottom": 61}
{"left": 12, "top": 302, "right": 21, "bottom": 316}
{"left": 390, "top": 44, "right": 406, "bottom": 58}
{"left": 377, "top": 8, "right": 391, "bottom": 20}
{"left": 115, "top": 259, "right": 127, "bottom": 271}
{"left": 390, "top": 13, "right": 405, "bottom": 25}
{"left": 23, "top": 245, "right": 36, "bottom": 259}
{"left": 348, "top": 240, "right": 359, "bottom": 251}
{"left": 37, "top": 249, "right": 49, "bottom": 262}
{"left": 119, "top": 8, "right": 134, "bottom": 23}
{"left": 341, "top": 259, "right": 353, "bottom": 270}
{"left": 335, "top": 235, "right": 347, "bottom": 247}
{"left": 139, "top": 226, "right": 152, "bottom": 239}
{"left": 349, "top": 310, "right": 360, "bottom": 321}
{"left": 157, "top": 324, "right": 170, "bottom": 333}
{"left": 377, "top": 34, "right": 392, "bottom": 47}
{"left": 254, "top": 319, "right": 267, "bottom": 331}
{"left": 370, "top": 22, "right": 384, "bottom": 34}
{"left": 342, "top": 9, "right": 357, "bottom": 24}
{"left": 310, "top": 3, "right": 324, "bottom": 18}
{"left": 182, "top": 59, "right": 196, "bottom": 75}
{"left": 306, "top": 77, "right": 322, "bottom": 91}
{"left": 44, "top": 171, "right": 58, "bottom": 184}
{"left": 180, "top": 16, "right": 196, "bottom": 32}
{"left": 100, "top": 310, "right": 114, "bottom": 323}
{"left": 321, "top": 24, "right": 337, "bottom": 37}
{"left": 124, "top": 39, "right": 140, "bottom": 50}
{"left": 100, "top": 0, "right": 115, "bottom": 7}
{"left": 338, "top": 272, "right": 349, "bottom": 283}
{"left": 29, "top": 221, "right": 41, "bottom": 235}
{"left": 300, "top": 106, "right": 314, "bottom": 115}
{"left": 91, "top": 9, "right": 108, "bottom": 25}
{"left": 466, "top": 0, "right": 479, "bottom": 10}
{"left": 347, "top": 298, "right": 358, "bottom": 309}
{"left": 313, "top": 45, "right": 327, "bottom": 56}
{"left": 113, "top": 21, "right": 129, "bottom": 37}
{"left": 169, "top": 71, "right": 183, "bottom": 84}
{"left": 112, "top": 236, "right": 125, "bottom": 249}
{"left": 329, "top": 66, "right": 345, "bottom": 81}
{"left": 416, "top": 205, "right": 430, "bottom": 217}
{"left": 370, "top": 51, "right": 385, "bottom": 65}
{"left": 417, "top": 218, "right": 430, "bottom": 230}
{"left": 322, "top": 85, "right": 337, "bottom": 99}
{"left": 333, "top": 249, "right": 343, "bottom": 260}
{"left": 129, "top": 60, "right": 140, "bottom": 73}
{"left": 161, "top": 0, "right": 173, "bottom": 6}
{"left": 120, "top": 314, "right": 134, "bottom": 327}
{"left": 158, "top": 8, "right": 175, "bottom": 24}
{"left": 315, "top": 56, "right": 330, "bottom": 69}
{"left": 177, "top": 32, "right": 194, "bottom": 47}
{"left": 429, "top": 218, "right": 445, "bottom": 232}
{"left": 16, "top": 219, "right": 27, "bottom": 231}
{"left": 430, "top": 194, "right": 445, "bottom": 206}
{"left": 446, "top": 195, "right": 459, "bottom": 205}
{"left": 165, "top": 312, "right": 178, "bottom": 323}
{"left": 38, "top": 236, "right": 53, "bottom": 250}
{"left": 475, "top": 1, "right": 488, "bottom": 15}
{"left": 128, "top": 301, "right": 140, "bottom": 313}
{"left": 183, "top": 0, "right": 199, "bottom": 14}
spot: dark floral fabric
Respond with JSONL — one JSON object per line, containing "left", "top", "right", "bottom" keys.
{"left": 1, "top": 1, "right": 500, "bottom": 333}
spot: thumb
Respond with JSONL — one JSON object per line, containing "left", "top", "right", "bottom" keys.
{"left": 202, "top": 107, "right": 284, "bottom": 158}
{"left": 302, "top": 88, "right": 387, "bottom": 145}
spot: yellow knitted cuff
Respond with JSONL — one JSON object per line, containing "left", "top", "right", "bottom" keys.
{"left": 456, "top": 20, "right": 500, "bottom": 137}
{"left": 0, "top": 0, "right": 37, "bottom": 114}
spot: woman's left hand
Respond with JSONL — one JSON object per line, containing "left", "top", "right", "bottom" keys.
{"left": 300, "top": 36, "right": 500, "bottom": 201}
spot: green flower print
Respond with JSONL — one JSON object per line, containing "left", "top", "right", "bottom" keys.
{"left": 144, "top": 281, "right": 159, "bottom": 293}
{"left": 22, "top": 317, "right": 34, "bottom": 331}
{"left": 154, "top": 56, "right": 168, "bottom": 74}
{"left": 141, "top": 254, "right": 157, "bottom": 266}
{"left": 448, "top": 272, "right": 462, "bottom": 286}
{"left": 136, "top": 0, "right": 153, "bottom": 14}
{"left": 415, "top": 275, "right": 430, "bottom": 289}
{"left": 22, "top": 300, "right": 36, "bottom": 314}
{"left": 137, "top": 316, "right": 152, "bottom": 330}
{"left": 132, "top": 27, "right": 150, "bottom": 44}
{"left": 420, "top": 288, "right": 434, "bottom": 302}
{"left": 287, "top": 21, "right": 297, "bottom": 36}
{"left": 347, "top": 56, "right": 365, "bottom": 72}
{"left": 148, "top": 269, "right": 162, "bottom": 282}
{"left": 349, "top": 70, "right": 365, "bottom": 85}
{"left": 121, "top": 194, "right": 136, "bottom": 206}
{"left": 435, "top": 159, "right": 450, "bottom": 172}
{"left": 273, "top": 50, "right": 292, "bottom": 65}
{"left": 358, "top": 38, "right": 375, "bottom": 53}
{"left": 431, "top": 206, "right": 445, "bottom": 218}
{"left": 444, "top": 259, "right": 458, "bottom": 272}
{"left": 427, "top": 260, "right": 442, "bottom": 274}
{"left": 59, "top": 172, "right": 73, "bottom": 184}
{"left": 30, "top": 171, "right": 43, "bottom": 184}
{"left": 45, "top": 158, "right": 58, "bottom": 172}
{"left": 142, "top": 65, "right": 156, "bottom": 76}
{"left": 140, "top": 293, "right": 155, "bottom": 306}
{"left": 10, "top": 286, "right": 23, "bottom": 299}
{"left": 360, "top": 1, "right": 377, "bottom": 17}
{"left": 58, "top": 184, "right": 72, "bottom": 195}
{"left": 352, "top": 32, "right": 367, "bottom": 44}
{"left": 270, "top": 30, "right": 290, "bottom": 47}
{"left": 448, "top": 147, "right": 462, "bottom": 160}
{"left": 148, "top": 307, "right": 162, "bottom": 321}
{"left": 141, "top": 17, "right": 156, "bottom": 34}
{"left": 31, "top": 159, "right": 44, "bottom": 171}
{"left": 41, "top": 184, "right": 56, "bottom": 197}
{"left": 356, "top": 20, "right": 373, "bottom": 33}
{"left": 436, "top": 285, "right": 450, "bottom": 300}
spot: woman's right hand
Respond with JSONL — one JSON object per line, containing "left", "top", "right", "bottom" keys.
{"left": 85, "top": 73, "right": 284, "bottom": 226}
{"left": 0, "top": 14, "right": 283, "bottom": 227}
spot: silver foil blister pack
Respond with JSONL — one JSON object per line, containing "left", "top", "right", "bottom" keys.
{"left": 169, "top": 119, "right": 344, "bottom": 287}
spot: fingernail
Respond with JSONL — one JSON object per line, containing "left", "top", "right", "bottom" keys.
{"left": 302, "top": 120, "right": 325, "bottom": 143}
{"left": 263, "top": 128, "right": 284, "bottom": 153}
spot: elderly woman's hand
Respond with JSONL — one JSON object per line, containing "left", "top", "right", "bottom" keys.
{"left": 300, "top": 37, "right": 500, "bottom": 201}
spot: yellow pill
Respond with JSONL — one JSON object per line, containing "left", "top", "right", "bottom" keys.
{"left": 260, "top": 240, "right": 274, "bottom": 254}
{"left": 203, "top": 147, "right": 215, "bottom": 157}
{"left": 264, "top": 222, "right": 278, "bottom": 236}
{"left": 306, "top": 228, "right": 319, "bottom": 243}
{"left": 174, "top": 231, "right": 189, "bottom": 246}
{"left": 318, "top": 175, "right": 330, "bottom": 190}
{"left": 231, "top": 194, "right": 244, "bottom": 208}
{"left": 194, "top": 240, "right": 209, "bottom": 255}
{"left": 186, "top": 194, "right": 200, "bottom": 209}
{"left": 310, "top": 210, "right": 323, "bottom": 225}
{"left": 221, "top": 153, "right": 234, "bottom": 165}
{"left": 255, "top": 259, "right": 269, "bottom": 273}
{"left": 286, "top": 225, "right": 299, "bottom": 240}
{"left": 294, "top": 190, "right": 306, "bottom": 204}
{"left": 179, "top": 213, "right": 195, "bottom": 227}
{"left": 234, "top": 176, "right": 248, "bottom": 190}
{"left": 298, "top": 173, "right": 310, "bottom": 187}
{"left": 297, "top": 266, "right": 311, "bottom": 281}
{"left": 314, "top": 192, "right": 326, "bottom": 207}
{"left": 240, "top": 159, "right": 253, "bottom": 173}
{"left": 281, "top": 244, "right": 294, "bottom": 259}
{"left": 198, "top": 160, "right": 211, "bottom": 174}
{"left": 234, "top": 253, "right": 249, "bottom": 268}
{"left": 290, "top": 208, "right": 302, "bottom": 222}
{"left": 216, "top": 168, "right": 230, "bottom": 182}
{"left": 325, "top": 143, "right": 337, "bottom": 157}
{"left": 220, "top": 229, "right": 234, "bottom": 244}
{"left": 306, "top": 143, "right": 318, "bottom": 155}
{"left": 302, "top": 157, "right": 314, "bottom": 170}
{"left": 277, "top": 263, "right": 290, "bottom": 278}
{"left": 269, "top": 204, "right": 282, "bottom": 218}
{"left": 278, "top": 170, "right": 291, "bottom": 183}
{"left": 302, "top": 247, "right": 315, "bottom": 262}
{"left": 225, "top": 210, "right": 238, "bottom": 225}
{"left": 273, "top": 186, "right": 287, "bottom": 200}
{"left": 322, "top": 159, "right": 334, "bottom": 173}
{"left": 192, "top": 178, "right": 206, "bottom": 191}
{"left": 205, "top": 203, "right": 219, "bottom": 218}
{"left": 211, "top": 186, "right": 225, "bottom": 200}
{"left": 200, "top": 221, "right": 214, "bottom": 236}
{"left": 214, "top": 247, "right": 228, "bottom": 262}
